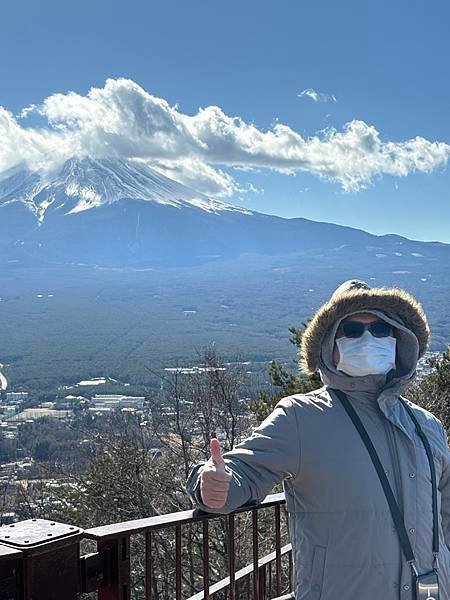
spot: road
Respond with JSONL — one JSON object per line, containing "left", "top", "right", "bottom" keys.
{"left": 0, "top": 363, "right": 8, "bottom": 391}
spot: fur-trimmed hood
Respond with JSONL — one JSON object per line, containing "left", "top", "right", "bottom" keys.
{"left": 300, "top": 279, "right": 430, "bottom": 374}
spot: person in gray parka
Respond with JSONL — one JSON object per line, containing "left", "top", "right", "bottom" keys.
{"left": 185, "top": 280, "right": 450, "bottom": 599}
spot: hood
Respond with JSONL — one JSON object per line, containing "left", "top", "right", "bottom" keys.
{"left": 318, "top": 307, "right": 420, "bottom": 399}
{"left": 300, "top": 279, "right": 430, "bottom": 375}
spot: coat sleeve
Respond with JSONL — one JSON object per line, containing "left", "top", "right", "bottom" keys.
{"left": 439, "top": 423, "right": 450, "bottom": 552}
{"left": 185, "top": 397, "right": 301, "bottom": 514}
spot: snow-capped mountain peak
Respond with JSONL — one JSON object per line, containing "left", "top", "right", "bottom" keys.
{"left": 0, "top": 157, "right": 253, "bottom": 223}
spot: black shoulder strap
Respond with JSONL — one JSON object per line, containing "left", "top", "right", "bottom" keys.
{"left": 330, "top": 388, "right": 429, "bottom": 566}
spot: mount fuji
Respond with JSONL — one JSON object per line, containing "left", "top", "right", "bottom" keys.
{"left": 0, "top": 156, "right": 449, "bottom": 268}
{"left": 0, "top": 157, "right": 254, "bottom": 223}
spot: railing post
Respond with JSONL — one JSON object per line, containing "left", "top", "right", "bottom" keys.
{"left": 252, "top": 509, "right": 259, "bottom": 600}
{"left": 175, "top": 525, "right": 182, "bottom": 600}
{"left": 274, "top": 504, "right": 282, "bottom": 597}
{"left": 0, "top": 544, "right": 22, "bottom": 599}
{"left": 228, "top": 514, "right": 235, "bottom": 600}
{"left": 145, "top": 530, "right": 153, "bottom": 600}
{"left": 97, "top": 536, "right": 131, "bottom": 600}
{"left": 258, "top": 565, "right": 266, "bottom": 600}
{"left": 0, "top": 518, "right": 82, "bottom": 600}
{"left": 202, "top": 520, "right": 209, "bottom": 600}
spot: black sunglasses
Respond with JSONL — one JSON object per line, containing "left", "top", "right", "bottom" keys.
{"left": 340, "top": 319, "right": 393, "bottom": 339}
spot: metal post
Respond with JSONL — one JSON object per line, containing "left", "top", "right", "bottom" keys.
{"left": 175, "top": 525, "right": 182, "bottom": 600}
{"left": 228, "top": 514, "right": 235, "bottom": 600}
{"left": 252, "top": 510, "right": 259, "bottom": 600}
{"left": 274, "top": 505, "right": 282, "bottom": 597}
{"left": 0, "top": 519, "right": 82, "bottom": 600}
{"left": 98, "top": 536, "right": 131, "bottom": 600}
{"left": 145, "top": 530, "right": 153, "bottom": 600}
{"left": 0, "top": 544, "right": 22, "bottom": 599}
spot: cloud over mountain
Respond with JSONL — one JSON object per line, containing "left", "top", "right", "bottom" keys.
{"left": 1, "top": 78, "right": 449, "bottom": 195}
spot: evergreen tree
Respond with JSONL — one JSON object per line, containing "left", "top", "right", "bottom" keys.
{"left": 249, "top": 322, "right": 322, "bottom": 423}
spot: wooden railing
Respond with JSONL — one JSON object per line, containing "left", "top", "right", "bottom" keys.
{"left": 0, "top": 492, "right": 293, "bottom": 600}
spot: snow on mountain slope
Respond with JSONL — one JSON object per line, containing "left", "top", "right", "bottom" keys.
{"left": 0, "top": 157, "right": 253, "bottom": 223}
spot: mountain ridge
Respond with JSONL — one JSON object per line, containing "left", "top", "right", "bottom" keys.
{"left": 0, "top": 157, "right": 449, "bottom": 267}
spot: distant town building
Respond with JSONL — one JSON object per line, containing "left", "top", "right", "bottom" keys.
{"left": 0, "top": 406, "right": 18, "bottom": 420}
{"left": 6, "top": 392, "right": 29, "bottom": 403}
{"left": 0, "top": 512, "right": 17, "bottom": 525}
{"left": 416, "top": 351, "right": 440, "bottom": 378}
{"left": 0, "top": 421, "right": 19, "bottom": 439}
{"left": 58, "top": 395, "right": 88, "bottom": 409}
{"left": 89, "top": 395, "right": 145, "bottom": 411}
{"left": 64, "top": 395, "right": 88, "bottom": 402}
{"left": 9, "top": 408, "right": 72, "bottom": 422}
{"left": 164, "top": 366, "right": 226, "bottom": 374}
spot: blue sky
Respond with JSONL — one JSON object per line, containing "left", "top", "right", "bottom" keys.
{"left": 1, "top": 0, "right": 449, "bottom": 242}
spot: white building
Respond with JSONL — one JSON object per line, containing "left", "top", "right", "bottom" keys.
{"left": 90, "top": 395, "right": 145, "bottom": 411}
{"left": 6, "top": 392, "right": 29, "bottom": 403}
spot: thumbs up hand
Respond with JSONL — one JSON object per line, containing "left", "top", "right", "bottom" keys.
{"left": 200, "top": 438, "right": 232, "bottom": 509}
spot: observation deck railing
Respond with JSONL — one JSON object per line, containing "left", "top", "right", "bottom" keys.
{"left": 0, "top": 492, "right": 293, "bottom": 600}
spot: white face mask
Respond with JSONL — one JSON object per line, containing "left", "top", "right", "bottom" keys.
{"left": 336, "top": 329, "right": 397, "bottom": 377}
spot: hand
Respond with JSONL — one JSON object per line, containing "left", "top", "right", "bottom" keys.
{"left": 200, "top": 438, "right": 232, "bottom": 509}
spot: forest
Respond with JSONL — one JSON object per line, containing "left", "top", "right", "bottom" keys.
{"left": 2, "top": 253, "right": 450, "bottom": 395}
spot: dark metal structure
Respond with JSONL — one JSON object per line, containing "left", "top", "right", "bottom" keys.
{"left": 0, "top": 492, "right": 293, "bottom": 600}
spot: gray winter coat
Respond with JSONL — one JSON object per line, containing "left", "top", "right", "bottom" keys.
{"left": 185, "top": 295, "right": 450, "bottom": 599}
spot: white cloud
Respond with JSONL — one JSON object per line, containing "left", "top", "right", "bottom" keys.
{"left": 0, "top": 77, "right": 449, "bottom": 195}
{"left": 245, "top": 183, "right": 264, "bottom": 195}
{"left": 298, "top": 88, "right": 337, "bottom": 103}
{"left": 149, "top": 158, "right": 237, "bottom": 197}
{"left": 232, "top": 165, "right": 262, "bottom": 173}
